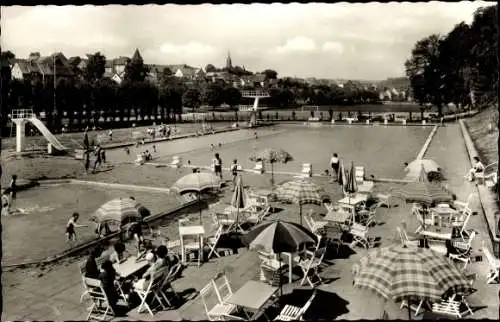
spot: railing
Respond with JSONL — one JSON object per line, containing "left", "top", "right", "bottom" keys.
{"left": 241, "top": 90, "right": 270, "bottom": 97}
{"left": 11, "top": 109, "right": 34, "bottom": 120}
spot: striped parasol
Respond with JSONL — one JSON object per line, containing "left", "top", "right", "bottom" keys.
{"left": 171, "top": 172, "right": 222, "bottom": 194}
{"left": 91, "top": 197, "right": 146, "bottom": 224}
{"left": 338, "top": 159, "right": 348, "bottom": 187}
{"left": 392, "top": 181, "right": 453, "bottom": 205}
{"left": 243, "top": 220, "right": 318, "bottom": 297}
{"left": 352, "top": 245, "right": 474, "bottom": 318}
{"left": 249, "top": 148, "right": 293, "bottom": 185}
{"left": 275, "top": 178, "right": 330, "bottom": 224}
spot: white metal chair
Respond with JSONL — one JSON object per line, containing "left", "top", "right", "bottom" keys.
{"left": 481, "top": 245, "right": 500, "bottom": 284}
{"left": 397, "top": 227, "right": 419, "bottom": 248}
{"left": 244, "top": 205, "right": 271, "bottom": 226}
{"left": 253, "top": 161, "right": 265, "bottom": 174}
{"left": 84, "top": 277, "right": 116, "bottom": 321}
{"left": 211, "top": 212, "right": 236, "bottom": 233}
{"left": 212, "top": 273, "right": 234, "bottom": 304}
{"left": 349, "top": 222, "right": 371, "bottom": 249}
{"left": 199, "top": 281, "right": 239, "bottom": 321}
{"left": 170, "top": 155, "right": 182, "bottom": 168}
{"left": 375, "top": 188, "right": 392, "bottom": 208}
{"left": 298, "top": 247, "right": 327, "bottom": 287}
{"left": 206, "top": 226, "right": 224, "bottom": 260}
{"left": 449, "top": 231, "right": 476, "bottom": 269}
{"left": 400, "top": 298, "right": 425, "bottom": 317}
{"left": 304, "top": 212, "right": 328, "bottom": 235}
{"left": 78, "top": 261, "right": 91, "bottom": 303}
{"left": 159, "top": 263, "right": 181, "bottom": 308}
{"left": 454, "top": 208, "right": 473, "bottom": 241}
{"left": 295, "top": 163, "right": 312, "bottom": 178}
{"left": 355, "top": 166, "right": 365, "bottom": 184}
{"left": 135, "top": 269, "right": 167, "bottom": 316}
{"left": 274, "top": 289, "right": 317, "bottom": 321}
{"left": 179, "top": 219, "right": 203, "bottom": 265}
{"left": 453, "top": 193, "right": 474, "bottom": 212}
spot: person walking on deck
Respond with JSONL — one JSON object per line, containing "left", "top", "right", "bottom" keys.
{"left": 330, "top": 153, "right": 340, "bottom": 182}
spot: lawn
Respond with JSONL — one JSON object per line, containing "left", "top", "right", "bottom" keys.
{"left": 465, "top": 105, "right": 498, "bottom": 166}
{"left": 1, "top": 183, "right": 182, "bottom": 265}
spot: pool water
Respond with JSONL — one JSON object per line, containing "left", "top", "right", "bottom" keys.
{"left": 110, "top": 124, "right": 431, "bottom": 179}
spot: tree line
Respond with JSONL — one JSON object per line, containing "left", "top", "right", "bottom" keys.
{"left": 405, "top": 4, "right": 498, "bottom": 116}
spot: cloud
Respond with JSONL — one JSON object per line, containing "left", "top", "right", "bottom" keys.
{"left": 322, "top": 41, "right": 344, "bottom": 54}
{"left": 273, "top": 37, "right": 317, "bottom": 54}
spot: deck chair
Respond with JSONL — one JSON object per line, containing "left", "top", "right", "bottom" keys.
{"left": 78, "top": 261, "right": 91, "bottom": 303}
{"left": 454, "top": 208, "right": 473, "bottom": 241}
{"left": 199, "top": 281, "right": 239, "bottom": 321}
{"left": 355, "top": 166, "right": 365, "bottom": 184}
{"left": 375, "top": 188, "right": 392, "bottom": 208}
{"left": 298, "top": 247, "right": 327, "bottom": 287}
{"left": 453, "top": 193, "right": 474, "bottom": 212}
{"left": 449, "top": 231, "right": 476, "bottom": 269}
{"left": 206, "top": 225, "right": 223, "bottom": 260}
{"left": 244, "top": 205, "right": 271, "bottom": 226}
{"left": 159, "top": 263, "right": 182, "bottom": 308}
{"left": 274, "top": 289, "right": 317, "bottom": 321}
{"left": 396, "top": 227, "right": 419, "bottom": 248}
{"left": 431, "top": 298, "right": 463, "bottom": 318}
{"left": 400, "top": 297, "right": 425, "bottom": 317}
{"left": 357, "top": 203, "right": 379, "bottom": 227}
{"left": 84, "top": 277, "right": 116, "bottom": 321}
{"left": 253, "top": 161, "right": 265, "bottom": 174}
{"left": 211, "top": 212, "right": 236, "bottom": 233}
{"left": 414, "top": 210, "right": 434, "bottom": 233}
{"left": 170, "top": 156, "right": 182, "bottom": 168}
{"left": 295, "top": 163, "right": 312, "bottom": 178}
{"left": 135, "top": 269, "right": 167, "bottom": 316}
{"left": 212, "top": 273, "right": 234, "bottom": 304}
{"left": 481, "top": 245, "right": 500, "bottom": 284}
{"left": 349, "top": 222, "right": 371, "bottom": 249}
{"left": 324, "top": 225, "right": 344, "bottom": 254}
{"left": 304, "top": 212, "right": 328, "bottom": 235}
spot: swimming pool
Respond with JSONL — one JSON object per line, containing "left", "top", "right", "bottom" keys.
{"left": 108, "top": 124, "right": 432, "bottom": 179}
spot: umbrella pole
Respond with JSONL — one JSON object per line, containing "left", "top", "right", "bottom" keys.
{"left": 271, "top": 162, "right": 275, "bottom": 186}
{"left": 299, "top": 204, "right": 302, "bottom": 225}
{"left": 408, "top": 296, "right": 411, "bottom": 320}
{"left": 198, "top": 192, "right": 202, "bottom": 224}
{"left": 278, "top": 252, "right": 283, "bottom": 307}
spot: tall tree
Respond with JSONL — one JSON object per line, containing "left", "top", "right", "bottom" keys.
{"left": 123, "top": 49, "right": 149, "bottom": 83}
{"left": 182, "top": 88, "right": 202, "bottom": 113}
{"left": 222, "top": 87, "right": 242, "bottom": 108}
{"left": 84, "top": 52, "right": 106, "bottom": 83}
{"left": 0, "top": 51, "right": 15, "bottom": 135}
{"left": 203, "top": 83, "right": 224, "bottom": 109}
{"left": 205, "top": 64, "right": 216, "bottom": 73}
{"left": 262, "top": 69, "right": 278, "bottom": 80}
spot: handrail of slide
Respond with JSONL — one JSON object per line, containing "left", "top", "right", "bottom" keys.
{"left": 27, "top": 116, "right": 67, "bottom": 151}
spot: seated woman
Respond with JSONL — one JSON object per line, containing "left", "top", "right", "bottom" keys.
{"left": 132, "top": 246, "right": 169, "bottom": 291}
{"left": 101, "top": 242, "right": 126, "bottom": 264}
{"left": 85, "top": 246, "right": 104, "bottom": 279}
{"left": 466, "top": 156, "right": 485, "bottom": 181}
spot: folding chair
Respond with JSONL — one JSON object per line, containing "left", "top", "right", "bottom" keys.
{"left": 199, "top": 281, "right": 239, "bottom": 321}
{"left": 414, "top": 210, "right": 434, "bottom": 234}
{"left": 324, "top": 225, "right": 344, "bottom": 254}
{"left": 400, "top": 297, "right": 425, "bottom": 317}
{"left": 449, "top": 231, "right": 476, "bottom": 269}
{"left": 274, "top": 289, "right": 317, "bottom": 321}
{"left": 306, "top": 213, "right": 328, "bottom": 234}
{"left": 212, "top": 273, "right": 234, "bottom": 303}
{"left": 454, "top": 208, "right": 473, "bottom": 241}
{"left": 481, "top": 245, "right": 500, "bottom": 284}
{"left": 396, "top": 227, "right": 419, "bottom": 248}
{"left": 135, "top": 269, "right": 167, "bottom": 316}
{"left": 78, "top": 261, "right": 91, "bottom": 303}
{"left": 349, "top": 222, "right": 371, "bottom": 249}
{"left": 212, "top": 212, "right": 236, "bottom": 233}
{"left": 84, "top": 277, "right": 116, "bottom": 321}
{"left": 206, "top": 226, "right": 223, "bottom": 260}
{"left": 375, "top": 188, "right": 393, "bottom": 208}
{"left": 298, "top": 247, "right": 327, "bottom": 287}
{"left": 179, "top": 219, "right": 203, "bottom": 266}
{"left": 159, "top": 263, "right": 182, "bottom": 308}
{"left": 453, "top": 193, "right": 474, "bottom": 212}
{"left": 244, "top": 205, "right": 271, "bottom": 226}
{"left": 357, "top": 203, "right": 379, "bottom": 227}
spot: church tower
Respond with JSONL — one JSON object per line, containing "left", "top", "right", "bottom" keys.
{"left": 226, "top": 50, "right": 233, "bottom": 69}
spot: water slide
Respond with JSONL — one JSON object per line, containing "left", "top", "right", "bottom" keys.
{"left": 27, "top": 116, "right": 67, "bottom": 151}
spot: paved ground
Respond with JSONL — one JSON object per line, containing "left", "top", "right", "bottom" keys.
{"left": 2, "top": 123, "right": 499, "bottom": 320}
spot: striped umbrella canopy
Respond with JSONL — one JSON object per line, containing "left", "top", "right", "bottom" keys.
{"left": 352, "top": 245, "right": 474, "bottom": 304}
{"left": 338, "top": 159, "right": 348, "bottom": 187}
{"left": 91, "top": 197, "right": 146, "bottom": 224}
{"left": 392, "top": 181, "right": 453, "bottom": 205}
{"left": 249, "top": 148, "right": 293, "bottom": 185}
{"left": 275, "top": 178, "right": 330, "bottom": 224}
{"left": 230, "top": 175, "right": 246, "bottom": 224}
{"left": 171, "top": 172, "right": 222, "bottom": 194}
{"left": 244, "top": 220, "right": 318, "bottom": 298}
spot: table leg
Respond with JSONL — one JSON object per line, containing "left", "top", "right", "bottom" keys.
{"left": 199, "top": 235, "right": 204, "bottom": 267}
{"left": 288, "top": 254, "right": 292, "bottom": 284}
{"left": 180, "top": 235, "right": 186, "bottom": 263}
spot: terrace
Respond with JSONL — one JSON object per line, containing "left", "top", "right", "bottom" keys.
{"left": 2, "top": 122, "right": 499, "bottom": 321}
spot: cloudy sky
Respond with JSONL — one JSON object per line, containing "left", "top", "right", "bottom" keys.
{"left": 1, "top": 2, "right": 495, "bottom": 80}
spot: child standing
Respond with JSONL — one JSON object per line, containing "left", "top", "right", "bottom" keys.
{"left": 213, "top": 153, "right": 223, "bottom": 179}
{"left": 230, "top": 159, "right": 239, "bottom": 190}
{"left": 66, "top": 212, "right": 87, "bottom": 242}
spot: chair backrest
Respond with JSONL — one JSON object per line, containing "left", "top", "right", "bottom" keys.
{"left": 298, "top": 289, "right": 317, "bottom": 317}
{"left": 78, "top": 260, "right": 87, "bottom": 275}
{"left": 161, "top": 263, "right": 182, "bottom": 288}
{"left": 145, "top": 268, "right": 166, "bottom": 293}
{"left": 396, "top": 227, "right": 405, "bottom": 247}
{"left": 210, "top": 226, "right": 223, "bottom": 245}
{"left": 213, "top": 274, "right": 233, "bottom": 302}
{"left": 200, "top": 281, "right": 221, "bottom": 315}
{"left": 95, "top": 256, "right": 105, "bottom": 269}
{"left": 84, "top": 277, "right": 113, "bottom": 312}
{"left": 460, "top": 209, "right": 473, "bottom": 232}
{"left": 355, "top": 166, "right": 364, "bottom": 183}
{"left": 209, "top": 212, "right": 219, "bottom": 227}
{"left": 466, "top": 231, "right": 476, "bottom": 247}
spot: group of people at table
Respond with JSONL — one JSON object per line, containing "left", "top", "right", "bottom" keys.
{"left": 83, "top": 238, "right": 178, "bottom": 315}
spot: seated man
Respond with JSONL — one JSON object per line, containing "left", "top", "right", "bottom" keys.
{"left": 466, "top": 156, "right": 484, "bottom": 182}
